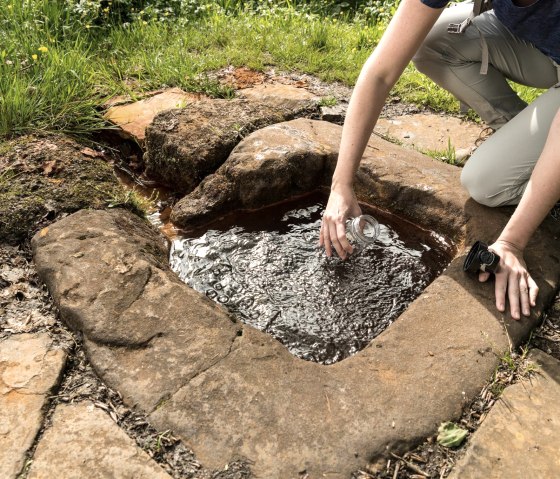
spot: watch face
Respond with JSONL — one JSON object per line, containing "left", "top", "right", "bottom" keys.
{"left": 479, "top": 250, "right": 495, "bottom": 265}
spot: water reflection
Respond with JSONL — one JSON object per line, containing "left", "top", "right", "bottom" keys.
{"left": 170, "top": 196, "right": 450, "bottom": 364}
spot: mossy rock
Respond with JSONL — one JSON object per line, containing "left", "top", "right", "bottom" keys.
{"left": 0, "top": 135, "right": 128, "bottom": 245}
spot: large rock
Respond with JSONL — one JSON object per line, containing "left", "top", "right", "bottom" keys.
{"left": 143, "top": 96, "right": 319, "bottom": 194}
{"left": 171, "top": 119, "right": 340, "bottom": 226}
{"left": 0, "top": 135, "right": 125, "bottom": 245}
{"left": 449, "top": 349, "right": 560, "bottom": 479}
{"left": 32, "top": 145, "right": 560, "bottom": 478}
{"left": 32, "top": 210, "right": 240, "bottom": 412}
{"left": 28, "top": 402, "right": 172, "bottom": 479}
{"left": 0, "top": 333, "right": 67, "bottom": 479}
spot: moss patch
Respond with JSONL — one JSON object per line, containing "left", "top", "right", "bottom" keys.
{"left": 0, "top": 135, "right": 129, "bottom": 244}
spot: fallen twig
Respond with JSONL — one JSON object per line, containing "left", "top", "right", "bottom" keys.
{"left": 390, "top": 453, "right": 430, "bottom": 477}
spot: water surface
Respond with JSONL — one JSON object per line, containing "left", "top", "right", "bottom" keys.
{"left": 170, "top": 193, "right": 451, "bottom": 364}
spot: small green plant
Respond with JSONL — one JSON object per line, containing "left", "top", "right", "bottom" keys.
{"left": 424, "top": 138, "right": 457, "bottom": 166}
{"left": 102, "top": 187, "right": 158, "bottom": 218}
{"left": 437, "top": 421, "right": 468, "bottom": 448}
{"left": 319, "top": 96, "right": 338, "bottom": 107}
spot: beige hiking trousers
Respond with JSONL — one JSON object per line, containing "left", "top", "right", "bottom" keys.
{"left": 413, "top": 2, "right": 560, "bottom": 207}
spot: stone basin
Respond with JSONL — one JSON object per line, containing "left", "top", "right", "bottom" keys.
{"left": 31, "top": 120, "right": 560, "bottom": 478}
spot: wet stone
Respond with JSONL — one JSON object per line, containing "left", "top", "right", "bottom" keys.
{"left": 31, "top": 136, "right": 560, "bottom": 477}
{"left": 0, "top": 333, "right": 67, "bottom": 479}
{"left": 450, "top": 349, "right": 560, "bottom": 479}
{"left": 28, "top": 402, "right": 173, "bottom": 479}
{"left": 170, "top": 119, "right": 341, "bottom": 227}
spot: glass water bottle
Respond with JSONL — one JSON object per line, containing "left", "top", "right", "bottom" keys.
{"left": 346, "top": 215, "right": 380, "bottom": 247}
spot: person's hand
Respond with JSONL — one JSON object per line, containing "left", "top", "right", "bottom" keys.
{"left": 478, "top": 240, "right": 539, "bottom": 320}
{"left": 319, "top": 185, "right": 362, "bottom": 260}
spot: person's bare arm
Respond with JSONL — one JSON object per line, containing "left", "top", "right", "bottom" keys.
{"left": 320, "top": 0, "right": 444, "bottom": 259}
{"left": 481, "top": 107, "right": 560, "bottom": 319}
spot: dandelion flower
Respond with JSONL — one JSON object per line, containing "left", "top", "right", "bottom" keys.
{"left": 32, "top": 54, "right": 38, "bottom": 61}
{"left": 38, "top": 46, "right": 48, "bottom": 53}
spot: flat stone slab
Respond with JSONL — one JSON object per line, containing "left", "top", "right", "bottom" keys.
{"left": 32, "top": 122, "right": 560, "bottom": 477}
{"left": 104, "top": 88, "right": 202, "bottom": 145}
{"left": 238, "top": 83, "right": 318, "bottom": 102}
{"left": 0, "top": 333, "right": 67, "bottom": 479}
{"left": 375, "top": 113, "right": 482, "bottom": 155}
{"left": 450, "top": 349, "right": 560, "bottom": 479}
{"left": 28, "top": 401, "right": 172, "bottom": 479}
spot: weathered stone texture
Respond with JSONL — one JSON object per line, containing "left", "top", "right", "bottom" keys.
{"left": 171, "top": 118, "right": 473, "bottom": 241}
{"left": 32, "top": 209, "right": 240, "bottom": 412}
{"left": 374, "top": 113, "right": 483, "bottom": 155}
{"left": 171, "top": 119, "right": 340, "bottom": 226}
{"left": 28, "top": 402, "right": 172, "bottom": 479}
{"left": 0, "top": 333, "right": 67, "bottom": 479}
{"left": 450, "top": 349, "right": 560, "bottom": 479}
{"left": 31, "top": 121, "right": 560, "bottom": 477}
{"left": 143, "top": 96, "right": 318, "bottom": 194}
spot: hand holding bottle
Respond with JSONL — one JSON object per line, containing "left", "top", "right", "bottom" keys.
{"left": 319, "top": 185, "right": 362, "bottom": 260}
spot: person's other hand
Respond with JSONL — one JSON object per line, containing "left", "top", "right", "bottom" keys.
{"left": 319, "top": 185, "right": 362, "bottom": 260}
{"left": 478, "top": 240, "right": 538, "bottom": 320}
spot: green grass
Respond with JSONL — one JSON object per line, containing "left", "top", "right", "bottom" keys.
{"left": 0, "top": 0, "right": 544, "bottom": 140}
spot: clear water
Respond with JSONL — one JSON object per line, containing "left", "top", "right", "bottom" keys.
{"left": 170, "top": 193, "right": 452, "bottom": 364}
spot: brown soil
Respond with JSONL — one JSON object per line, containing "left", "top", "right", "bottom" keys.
{"left": 0, "top": 135, "right": 126, "bottom": 245}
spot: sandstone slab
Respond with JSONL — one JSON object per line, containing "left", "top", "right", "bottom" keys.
{"left": 32, "top": 127, "right": 560, "bottom": 477}
{"left": 104, "top": 88, "right": 202, "bottom": 145}
{"left": 238, "top": 83, "right": 318, "bottom": 103}
{"left": 450, "top": 349, "right": 560, "bottom": 479}
{"left": 0, "top": 333, "right": 67, "bottom": 479}
{"left": 0, "top": 135, "right": 124, "bottom": 245}
{"left": 32, "top": 210, "right": 240, "bottom": 412}
{"left": 171, "top": 118, "right": 475, "bottom": 240}
{"left": 143, "top": 96, "right": 319, "bottom": 194}
{"left": 375, "top": 113, "right": 483, "bottom": 157}
{"left": 28, "top": 401, "right": 172, "bottom": 479}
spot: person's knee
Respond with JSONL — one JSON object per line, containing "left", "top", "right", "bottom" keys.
{"left": 460, "top": 162, "right": 502, "bottom": 207}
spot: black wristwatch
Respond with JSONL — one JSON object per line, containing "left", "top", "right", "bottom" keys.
{"left": 463, "top": 241, "right": 501, "bottom": 274}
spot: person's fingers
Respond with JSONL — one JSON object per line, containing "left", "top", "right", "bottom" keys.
{"left": 329, "top": 222, "right": 347, "bottom": 260}
{"left": 494, "top": 272, "right": 507, "bottom": 313}
{"left": 336, "top": 221, "right": 353, "bottom": 256}
{"left": 519, "top": 273, "right": 531, "bottom": 317}
{"left": 528, "top": 275, "right": 539, "bottom": 307}
{"left": 319, "top": 220, "right": 325, "bottom": 247}
{"left": 478, "top": 271, "right": 491, "bottom": 282}
{"left": 507, "top": 271, "right": 521, "bottom": 320}
{"left": 322, "top": 221, "right": 333, "bottom": 257}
